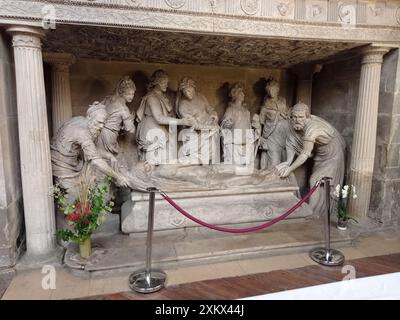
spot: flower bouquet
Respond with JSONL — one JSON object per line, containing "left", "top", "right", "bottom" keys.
{"left": 333, "top": 184, "right": 358, "bottom": 231}
{"left": 52, "top": 174, "right": 114, "bottom": 259}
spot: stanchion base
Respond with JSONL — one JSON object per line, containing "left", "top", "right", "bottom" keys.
{"left": 128, "top": 269, "right": 167, "bottom": 294}
{"left": 309, "top": 247, "right": 345, "bottom": 266}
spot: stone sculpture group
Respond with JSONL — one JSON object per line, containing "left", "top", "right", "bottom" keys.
{"left": 51, "top": 70, "right": 345, "bottom": 218}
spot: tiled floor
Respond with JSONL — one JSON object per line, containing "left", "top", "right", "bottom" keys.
{"left": 2, "top": 229, "right": 400, "bottom": 300}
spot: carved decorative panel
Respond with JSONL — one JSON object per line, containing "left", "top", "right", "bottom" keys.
{"left": 240, "top": 0, "right": 260, "bottom": 15}
{"left": 165, "top": 0, "right": 186, "bottom": 9}
{"left": 43, "top": 25, "right": 360, "bottom": 68}
{"left": 0, "top": 0, "right": 399, "bottom": 43}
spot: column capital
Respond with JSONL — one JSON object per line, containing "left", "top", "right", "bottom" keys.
{"left": 6, "top": 25, "right": 46, "bottom": 49}
{"left": 360, "top": 45, "right": 391, "bottom": 65}
{"left": 43, "top": 52, "right": 76, "bottom": 72}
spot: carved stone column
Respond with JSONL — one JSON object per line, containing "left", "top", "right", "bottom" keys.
{"left": 7, "top": 26, "right": 56, "bottom": 256}
{"left": 348, "top": 45, "right": 390, "bottom": 219}
{"left": 44, "top": 53, "right": 76, "bottom": 134}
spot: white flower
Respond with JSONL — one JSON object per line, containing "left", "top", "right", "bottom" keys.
{"left": 353, "top": 194, "right": 358, "bottom": 199}
{"left": 334, "top": 184, "right": 341, "bottom": 197}
{"left": 343, "top": 185, "right": 349, "bottom": 191}
{"left": 342, "top": 190, "right": 348, "bottom": 198}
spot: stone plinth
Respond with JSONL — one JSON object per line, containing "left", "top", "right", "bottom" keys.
{"left": 121, "top": 182, "right": 313, "bottom": 234}
{"left": 63, "top": 219, "right": 354, "bottom": 273}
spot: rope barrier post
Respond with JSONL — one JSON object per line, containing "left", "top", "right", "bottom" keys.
{"left": 129, "top": 187, "right": 167, "bottom": 293}
{"left": 309, "top": 177, "right": 345, "bottom": 266}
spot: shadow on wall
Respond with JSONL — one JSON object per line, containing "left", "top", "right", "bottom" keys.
{"left": 215, "top": 82, "right": 230, "bottom": 120}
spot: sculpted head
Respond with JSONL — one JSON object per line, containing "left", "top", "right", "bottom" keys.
{"left": 265, "top": 78, "right": 280, "bottom": 99}
{"left": 149, "top": 69, "right": 169, "bottom": 92}
{"left": 86, "top": 101, "right": 107, "bottom": 138}
{"left": 290, "top": 102, "right": 310, "bottom": 131}
{"left": 229, "top": 83, "right": 245, "bottom": 105}
{"left": 116, "top": 76, "right": 136, "bottom": 103}
{"left": 178, "top": 77, "right": 196, "bottom": 100}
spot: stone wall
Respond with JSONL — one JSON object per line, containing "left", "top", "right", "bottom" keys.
{"left": 312, "top": 50, "right": 400, "bottom": 225}
{"left": 68, "top": 59, "right": 286, "bottom": 119}
{"left": 312, "top": 56, "right": 361, "bottom": 172}
{"left": 370, "top": 49, "right": 400, "bottom": 225}
{"left": 0, "top": 31, "right": 24, "bottom": 268}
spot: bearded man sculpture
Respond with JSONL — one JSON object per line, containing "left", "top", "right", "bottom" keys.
{"left": 51, "top": 102, "right": 130, "bottom": 199}
{"left": 276, "top": 102, "right": 345, "bottom": 217}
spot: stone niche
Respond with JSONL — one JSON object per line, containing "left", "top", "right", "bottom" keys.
{"left": 65, "top": 59, "right": 312, "bottom": 235}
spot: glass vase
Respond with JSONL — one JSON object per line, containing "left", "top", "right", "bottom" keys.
{"left": 337, "top": 218, "right": 348, "bottom": 231}
{"left": 79, "top": 236, "right": 92, "bottom": 259}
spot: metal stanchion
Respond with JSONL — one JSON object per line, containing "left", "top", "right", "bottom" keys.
{"left": 129, "top": 187, "right": 167, "bottom": 293}
{"left": 310, "top": 177, "right": 345, "bottom": 266}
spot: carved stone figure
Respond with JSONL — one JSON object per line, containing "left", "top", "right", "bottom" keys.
{"left": 136, "top": 70, "right": 195, "bottom": 165}
{"left": 51, "top": 102, "right": 130, "bottom": 199}
{"left": 97, "top": 76, "right": 136, "bottom": 167}
{"left": 276, "top": 102, "right": 345, "bottom": 217}
{"left": 220, "top": 83, "right": 256, "bottom": 166}
{"left": 258, "top": 78, "right": 289, "bottom": 170}
{"left": 176, "top": 77, "right": 219, "bottom": 164}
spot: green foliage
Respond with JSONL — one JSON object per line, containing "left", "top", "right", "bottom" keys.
{"left": 51, "top": 176, "right": 114, "bottom": 244}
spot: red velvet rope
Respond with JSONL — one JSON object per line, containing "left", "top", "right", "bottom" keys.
{"left": 160, "top": 182, "right": 320, "bottom": 234}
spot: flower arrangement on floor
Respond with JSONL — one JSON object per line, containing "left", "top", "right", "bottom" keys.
{"left": 333, "top": 184, "right": 358, "bottom": 230}
{"left": 51, "top": 174, "right": 114, "bottom": 259}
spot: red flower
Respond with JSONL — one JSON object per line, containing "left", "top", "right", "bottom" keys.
{"left": 66, "top": 213, "right": 80, "bottom": 222}
{"left": 84, "top": 219, "right": 90, "bottom": 225}
{"left": 83, "top": 208, "right": 91, "bottom": 217}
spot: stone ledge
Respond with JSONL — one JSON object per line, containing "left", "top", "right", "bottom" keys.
{"left": 64, "top": 219, "right": 355, "bottom": 276}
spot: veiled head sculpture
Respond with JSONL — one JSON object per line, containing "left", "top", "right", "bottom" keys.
{"left": 178, "top": 77, "right": 196, "bottom": 100}
{"left": 265, "top": 77, "right": 280, "bottom": 99}
{"left": 229, "top": 83, "right": 245, "bottom": 104}
{"left": 148, "top": 69, "right": 169, "bottom": 92}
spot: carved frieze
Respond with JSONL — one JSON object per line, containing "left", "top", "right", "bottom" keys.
{"left": 0, "top": 0, "right": 399, "bottom": 43}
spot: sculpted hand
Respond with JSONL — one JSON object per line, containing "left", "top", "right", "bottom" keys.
{"left": 279, "top": 167, "right": 292, "bottom": 178}
{"left": 110, "top": 156, "right": 118, "bottom": 171}
{"left": 221, "top": 119, "right": 233, "bottom": 129}
{"left": 259, "top": 137, "right": 267, "bottom": 149}
{"left": 182, "top": 115, "right": 196, "bottom": 127}
{"left": 274, "top": 162, "right": 290, "bottom": 177}
{"left": 116, "top": 174, "right": 130, "bottom": 188}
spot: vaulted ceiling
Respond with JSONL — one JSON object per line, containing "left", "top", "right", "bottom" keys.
{"left": 43, "top": 24, "right": 362, "bottom": 68}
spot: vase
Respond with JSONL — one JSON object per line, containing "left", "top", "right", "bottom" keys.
{"left": 79, "top": 236, "right": 92, "bottom": 259}
{"left": 337, "top": 218, "right": 348, "bottom": 231}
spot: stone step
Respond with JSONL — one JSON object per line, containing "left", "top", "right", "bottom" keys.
{"left": 64, "top": 219, "right": 354, "bottom": 275}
